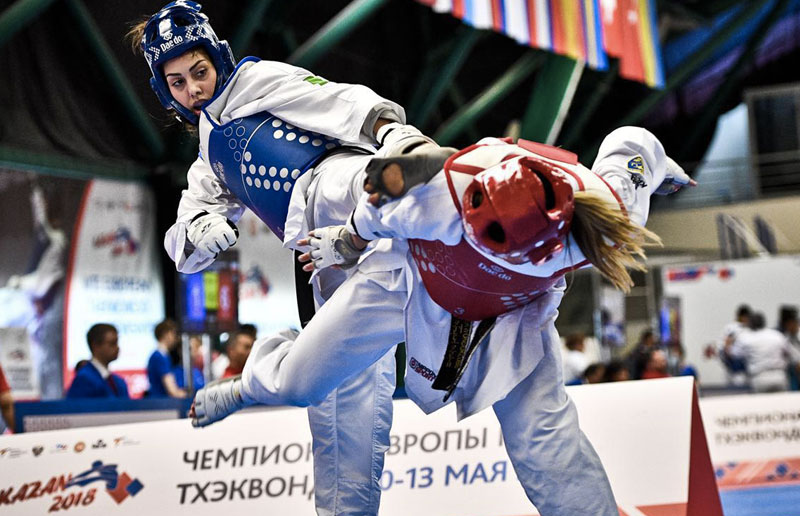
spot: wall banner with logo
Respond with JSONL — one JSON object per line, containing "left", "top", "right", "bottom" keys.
{"left": 0, "top": 377, "right": 720, "bottom": 515}
{"left": 63, "top": 179, "right": 165, "bottom": 397}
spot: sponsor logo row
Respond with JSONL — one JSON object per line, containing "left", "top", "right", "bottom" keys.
{"left": 0, "top": 436, "right": 139, "bottom": 459}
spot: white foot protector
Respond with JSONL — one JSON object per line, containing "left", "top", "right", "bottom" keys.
{"left": 192, "top": 375, "right": 253, "bottom": 428}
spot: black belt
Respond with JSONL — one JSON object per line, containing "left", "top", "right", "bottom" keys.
{"left": 432, "top": 316, "right": 496, "bottom": 402}
{"left": 293, "top": 250, "right": 316, "bottom": 328}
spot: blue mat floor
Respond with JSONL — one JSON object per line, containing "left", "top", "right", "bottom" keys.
{"left": 720, "top": 485, "right": 800, "bottom": 516}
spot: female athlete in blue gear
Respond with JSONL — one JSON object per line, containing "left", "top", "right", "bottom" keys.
{"left": 128, "top": 2, "right": 433, "bottom": 514}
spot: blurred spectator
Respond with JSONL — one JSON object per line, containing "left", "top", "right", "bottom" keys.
{"left": 212, "top": 324, "right": 258, "bottom": 380}
{"left": 222, "top": 330, "right": 255, "bottom": 378}
{"left": 239, "top": 323, "right": 258, "bottom": 340}
{"left": 66, "top": 323, "right": 129, "bottom": 399}
{"left": 630, "top": 329, "right": 658, "bottom": 380}
{"left": 210, "top": 345, "right": 229, "bottom": 381}
{"left": 708, "top": 304, "right": 751, "bottom": 386}
{"left": 668, "top": 343, "right": 698, "bottom": 379}
{"left": 147, "top": 319, "right": 187, "bottom": 398}
{"left": 170, "top": 335, "right": 205, "bottom": 392}
{"left": 0, "top": 363, "right": 14, "bottom": 433}
{"left": 729, "top": 312, "right": 800, "bottom": 393}
{"left": 74, "top": 359, "right": 89, "bottom": 372}
{"left": 779, "top": 306, "right": 800, "bottom": 390}
{"left": 641, "top": 349, "right": 670, "bottom": 380}
{"left": 603, "top": 360, "right": 630, "bottom": 382}
{"left": 582, "top": 363, "right": 606, "bottom": 384}
{"left": 563, "top": 333, "right": 589, "bottom": 385}
{"left": 600, "top": 309, "right": 625, "bottom": 351}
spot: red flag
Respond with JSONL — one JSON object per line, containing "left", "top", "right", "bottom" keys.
{"left": 619, "top": 0, "right": 646, "bottom": 84}
{"left": 600, "top": 0, "right": 624, "bottom": 57}
{"left": 453, "top": 0, "right": 465, "bottom": 18}
{"left": 549, "top": 0, "right": 566, "bottom": 54}
{"left": 491, "top": 0, "right": 504, "bottom": 31}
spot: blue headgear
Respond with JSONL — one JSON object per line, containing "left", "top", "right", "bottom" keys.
{"left": 140, "top": 1, "right": 236, "bottom": 125}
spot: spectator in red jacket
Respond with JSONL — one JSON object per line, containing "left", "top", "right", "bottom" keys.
{"left": 0, "top": 363, "right": 16, "bottom": 433}
{"left": 222, "top": 330, "right": 255, "bottom": 379}
{"left": 641, "top": 349, "right": 670, "bottom": 380}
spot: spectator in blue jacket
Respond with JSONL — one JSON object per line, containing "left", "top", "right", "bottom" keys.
{"left": 147, "top": 319, "right": 187, "bottom": 398}
{"left": 66, "top": 324, "right": 129, "bottom": 399}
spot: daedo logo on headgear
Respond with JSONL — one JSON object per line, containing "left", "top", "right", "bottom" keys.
{"left": 0, "top": 460, "right": 144, "bottom": 511}
{"left": 160, "top": 34, "right": 184, "bottom": 52}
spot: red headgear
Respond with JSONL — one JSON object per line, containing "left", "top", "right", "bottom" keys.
{"left": 461, "top": 156, "right": 575, "bottom": 265}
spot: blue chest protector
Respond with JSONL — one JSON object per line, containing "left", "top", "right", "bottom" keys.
{"left": 207, "top": 111, "right": 340, "bottom": 240}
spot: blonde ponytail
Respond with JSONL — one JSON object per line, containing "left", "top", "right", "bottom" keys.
{"left": 569, "top": 191, "right": 661, "bottom": 293}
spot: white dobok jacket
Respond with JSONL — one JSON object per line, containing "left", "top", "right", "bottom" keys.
{"left": 352, "top": 127, "right": 669, "bottom": 418}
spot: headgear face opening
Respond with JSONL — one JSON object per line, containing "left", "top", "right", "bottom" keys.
{"left": 462, "top": 156, "right": 575, "bottom": 265}
{"left": 141, "top": 1, "right": 236, "bottom": 125}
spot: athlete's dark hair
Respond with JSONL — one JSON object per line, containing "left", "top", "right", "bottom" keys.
{"left": 86, "top": 323, "right": 117, "bottom": 351}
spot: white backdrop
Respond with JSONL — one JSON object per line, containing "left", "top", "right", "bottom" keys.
{"left": 662, "top": 255, "right": 800, "bottom": 386}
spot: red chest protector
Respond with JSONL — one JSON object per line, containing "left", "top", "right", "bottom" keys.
{"left": 408, "top": 139, "right": 584, "bottom": 321}
{"left": 408, "top": 239, "right": 564, "bottom": 321}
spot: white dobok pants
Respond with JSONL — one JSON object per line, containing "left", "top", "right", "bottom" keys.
{"left": 300, "top": 153, "right": 401, "bottom": 516}
{"left": 242, "top": 266, "right": 617, "bottom": 516}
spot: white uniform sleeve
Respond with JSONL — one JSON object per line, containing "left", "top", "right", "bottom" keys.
{"left": 350, "top": 171, "right": 463, "bottom": 244}
{"left": 591, "top": 126, "right": 668, "bottom": 227}
{"left": 220, "top": 60, "right": 405, "bottom": 144}
{"left": 164, "top": 157, "right": 246, "bottom": 273}
{"left": 726, "top": 332, "right": 748, "bottom": 360}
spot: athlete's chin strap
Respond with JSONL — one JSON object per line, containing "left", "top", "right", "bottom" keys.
{"left": 432, "top": 316, "right": 496, "bottom": 402}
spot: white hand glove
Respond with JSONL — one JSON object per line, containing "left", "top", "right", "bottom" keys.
{"left": 305, "top": 225, "right": 366, "bottom": 270}
{"left": 186, "top": 212, "right": 239, "bottom": 256}
{"left": 655, "top": 157, "right": 694, "bottom": 195}
{"left": 376, "top": 122, "right": 437, "bottom": 156}
{"left": 191, "top": 375, "right": 252, "bottom": 428}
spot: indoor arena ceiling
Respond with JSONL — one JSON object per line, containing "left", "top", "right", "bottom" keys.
{"left": 0, "top": 0, "right": 799, "bottom": 186}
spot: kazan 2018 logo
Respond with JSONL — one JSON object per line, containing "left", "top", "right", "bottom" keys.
{"left": 66, "top": 460, "right": 144, "bottom": 504}
{"left": 0, "top": 460, "right": 143, "bottom": 511}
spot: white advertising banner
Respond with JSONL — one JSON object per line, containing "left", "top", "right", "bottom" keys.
{"left": 63, "top": 179, "right": 165, "bottom": 397}
{"left": 0, "top": 327, "right": 39, "bottom": 400}
{"left": 700, "top": 391, "right": 800, "bottom": 489}
{"left": 0, "top": 378, "right": 719, "bottom": 515}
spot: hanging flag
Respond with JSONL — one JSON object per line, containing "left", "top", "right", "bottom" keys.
{"left": 600, "top": 0, "right": 624, "bottom": 57}
{"left": 419, "top": 0, "right": 664, "bottom": 88}
{"left": 600, "top": 0, "right": 665, "bottom": 87}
